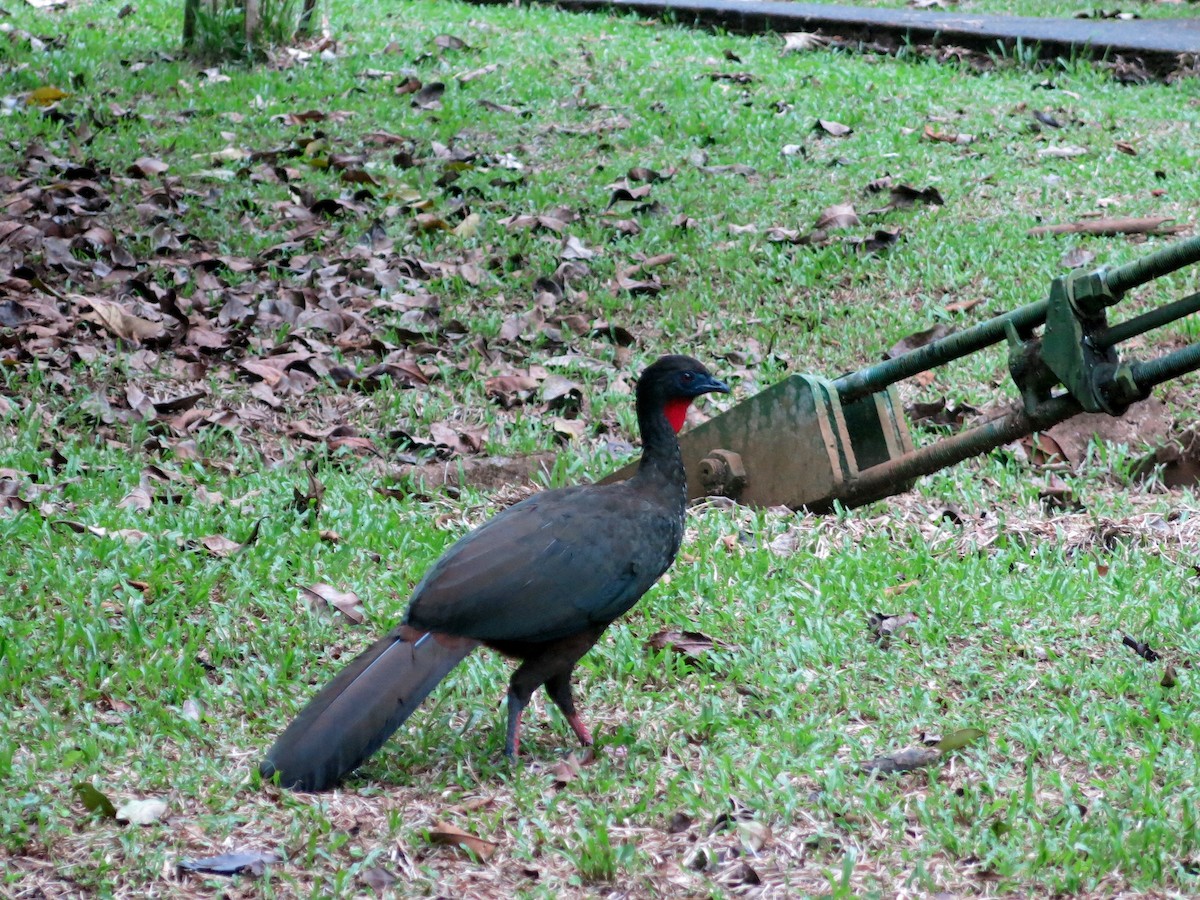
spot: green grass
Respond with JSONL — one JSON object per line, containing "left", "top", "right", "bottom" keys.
{"left": 3, "top": 0, "right": 1200, "bottom": 895}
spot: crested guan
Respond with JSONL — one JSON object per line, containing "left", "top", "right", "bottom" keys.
{"left": 260, "top": 355, "right": 729, "bottom": 791}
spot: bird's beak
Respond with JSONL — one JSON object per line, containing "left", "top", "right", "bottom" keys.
{"left": 699, "top": 375, "right": 730, "bottom": 396}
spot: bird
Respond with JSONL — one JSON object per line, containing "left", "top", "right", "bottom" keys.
{"left": 259, "top": 355, "right": 729, "bottom": 791}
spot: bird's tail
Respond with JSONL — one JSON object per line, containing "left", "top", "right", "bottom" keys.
{"left": 259, "top": 627, "right": 478, "bottom": 791}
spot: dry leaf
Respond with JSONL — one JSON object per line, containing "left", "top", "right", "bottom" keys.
{"left": 782, "top": 32, "right": 829, "bottom": 52}
{"left": 28, "top": 86, "right": 69, "bottom": 105}
{"left": 116, "top": 797, "right": 168, "bottom": 826}
{"left": 647, "top": 629, "right": 734, "bottom": 662}
{"left": 52, "top": 521, "right": 148, "bottom": 542}
{"left": 427, "top": 821, "right": 498, "bottom": 861}
{"left": 80, "top": 297, "right": 166, "bottom": 343}
{"left": 1122, "top": 634, "right": 1159, "bottom": 662}
{"left": 1036, "top": 145, "right": 1088, "bottom": 159}
{"left": 814, "top": 204, "right": 860, "bottom": 229}
{"left": 816, "top": 119, "right": 852, "bottom": 137}
{"left": 923, "top": 125, "right": 975, "bottom": 145}
{"left": 885, "top": 324, "right": 952, "bottom": 359}
{"left": 301, "top": 583, "right": 365, "bottom": 623}
{"left": 178, "top": 851, "right": 279, "bottom": 876}
{"left": 118, "top": 486, "right": 153, "bottom": 512}
{"left": 560, "top": 235, "right": 596, "bottom": 260}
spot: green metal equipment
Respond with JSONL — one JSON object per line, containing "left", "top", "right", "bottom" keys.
{"left": 608, "top": 233, "right": 1200, "bottom": 510}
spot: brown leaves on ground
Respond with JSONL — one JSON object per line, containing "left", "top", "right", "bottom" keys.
{"left": 647, "top": 629, "right": 736, "bottom": 663}
{"left": 300, "top": 583, "right": 366, "bottom": 623}
{"left": 885, "top": 323, "right": 953, "bottom": 359}
{"left": 0, "top": 127, "right": 668, "bottom": 468}
{"left": 426, "top": 821, "right": 499, "bottom": 862}
{"left": 767, "top": 173, "right": 940, "bottom": 252}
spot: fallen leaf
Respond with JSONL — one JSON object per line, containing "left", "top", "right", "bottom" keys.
{"left": 195, "top": 518, "right": 262, "bottom": 558}
{"left": 177, "top": 851, "right": 279, "bottom": 877}
{"left": 737, "top": 819, "right": 772, "bottom": 853}
{"left": 1131, "top": 425, "right": 1200, "bottom": 488}
{"left": 923, "top": 125, "right": 975, "bottom": 145}
{"left": 199, "top": 534, "right": 245, "bottom": 557}
{"left": 80, "top": 297, "right": 166, "bottom": 343}
{"left": 615, "top": 268, "right": 662, "bottom": 296}
{"left": 434, "top": 33, "right": 469, "bottom": 51}
{"left": 782, "top": 32, "right": 829, "bottom": 52}
{"left": 52, "top": 521, "right": 148, "bottom": 542}
{"left": 427, "top": 821, "right": 498, "bottom": 862}
{"left": 28, "top": 85, "right": 69, "bottom": 105}
{"left": 486, "top": 373, "right": 541, "bottom": 407}
{"left": 1036, "top": 145, "right": 1088, "bottom": 159}
{"left": 360, "top": 867, "right": 398, "bottom": 891}
{"left": 73, "top": 782, "right": 116, "bottom": 818}
{"left": 885, "top": 324, "right": 952, "bottom": 359}
{"left": 560, "top": 235, "right": 596, "bottom": 261}
{"left": 867, "top": 611, "right": 919, "bottom": 643}
{"left": 848, "top": 227, "right": 902, "bottom": 254}
{"left": 814, "top": 203, "right": 860, "bottom": 229}
{"left": 453, "top": 213, "right": 481, "bottom": 238}
{"left": 127, "top": 157, "right": 170, "bottom": 178}
{"left": 301, "top": 583, "right": 365, "bottom": 623}
{"left": 551, "top": 417, "right": 587, "bottom": 443}
{"left": 944, "top": 297, "right": 981, "bottom": 314}
{"left": 934, "top": 727, "right": 986, "bottom": 753}
{"left": 815, "top": 119, "right": 852, "bottom": 137}
{"left": 1022, "top": 432, "right": 1068, "bottom": 467}
{"left": 116, "top": 797, "right": 168, "bottom": 826}
{"left": 1060, "top": 247, "right": 1096, "bottom": 269}
{"left": 1122, "top": 634, "right": 1159, "bottom": 662}
{"left": 549, "top": 753, "right": 583, "bottom": 786}
{"left": 647, "top": 629, "right": 734, "bottom": 662}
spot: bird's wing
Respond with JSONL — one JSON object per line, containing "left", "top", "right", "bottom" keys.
{"left": 405, "top": 484, "right": 681, "bottom": 643}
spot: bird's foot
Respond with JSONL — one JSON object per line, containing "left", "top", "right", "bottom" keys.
{"left": 564, "top": 712, "right": 594, "bottom": 748}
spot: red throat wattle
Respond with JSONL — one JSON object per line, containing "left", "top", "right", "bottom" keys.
{"left": 664, "top": 397, "right": 692, "bottom": 433}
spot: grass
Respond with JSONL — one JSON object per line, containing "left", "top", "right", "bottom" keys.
{"left": 3, "top": 0, "right": 1200, "bottom": 895}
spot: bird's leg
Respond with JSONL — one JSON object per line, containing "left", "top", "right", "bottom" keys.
{"left": 504, "top": 692, "right": 526, "bottom": 759}
{"left": 505, "top": 626, "right": 606, "bottom": 758}
{"left": 545, "top": 671, "right": 593, "bottom": 747}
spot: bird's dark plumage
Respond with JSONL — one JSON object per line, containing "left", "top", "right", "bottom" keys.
{"left": 260, "top": 355, "right": 728, "bottom": 791}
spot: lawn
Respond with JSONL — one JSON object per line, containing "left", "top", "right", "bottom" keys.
{"left": 2, "top": 0, "right": 1200, "bottom": 895}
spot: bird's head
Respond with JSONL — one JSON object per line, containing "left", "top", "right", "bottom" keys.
{"left": 637, "top": 355, "right": 730, "bottom": 433}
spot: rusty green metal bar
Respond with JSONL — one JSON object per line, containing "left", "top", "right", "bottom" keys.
{"left": 842, "top": 335, "right": 1200, "bottom": 508}
{"left": 835, "top": 235, "right": 1200, "bottom": 408}
{"left": 839, "top": 394, "right": 1081, "bottom": 508}
{"left": 1131, "top": 342, "right": 1200, "bottom": 393}
{"left": 833, "top": 300, "right": 1048, "bottom": 405}
{"left": 1104, "top": 233, "right": 1200, "bottom": 298}
{"left": 1095, "top": 291, "right": 1200, "bottom": 349}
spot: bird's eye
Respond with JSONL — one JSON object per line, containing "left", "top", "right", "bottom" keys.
{"left": 681, "top": 372, "right": 695, "bottom": 382}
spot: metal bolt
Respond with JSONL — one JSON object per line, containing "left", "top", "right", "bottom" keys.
{"left": 697, "top": 449, "right": 747, "bottom": 498}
